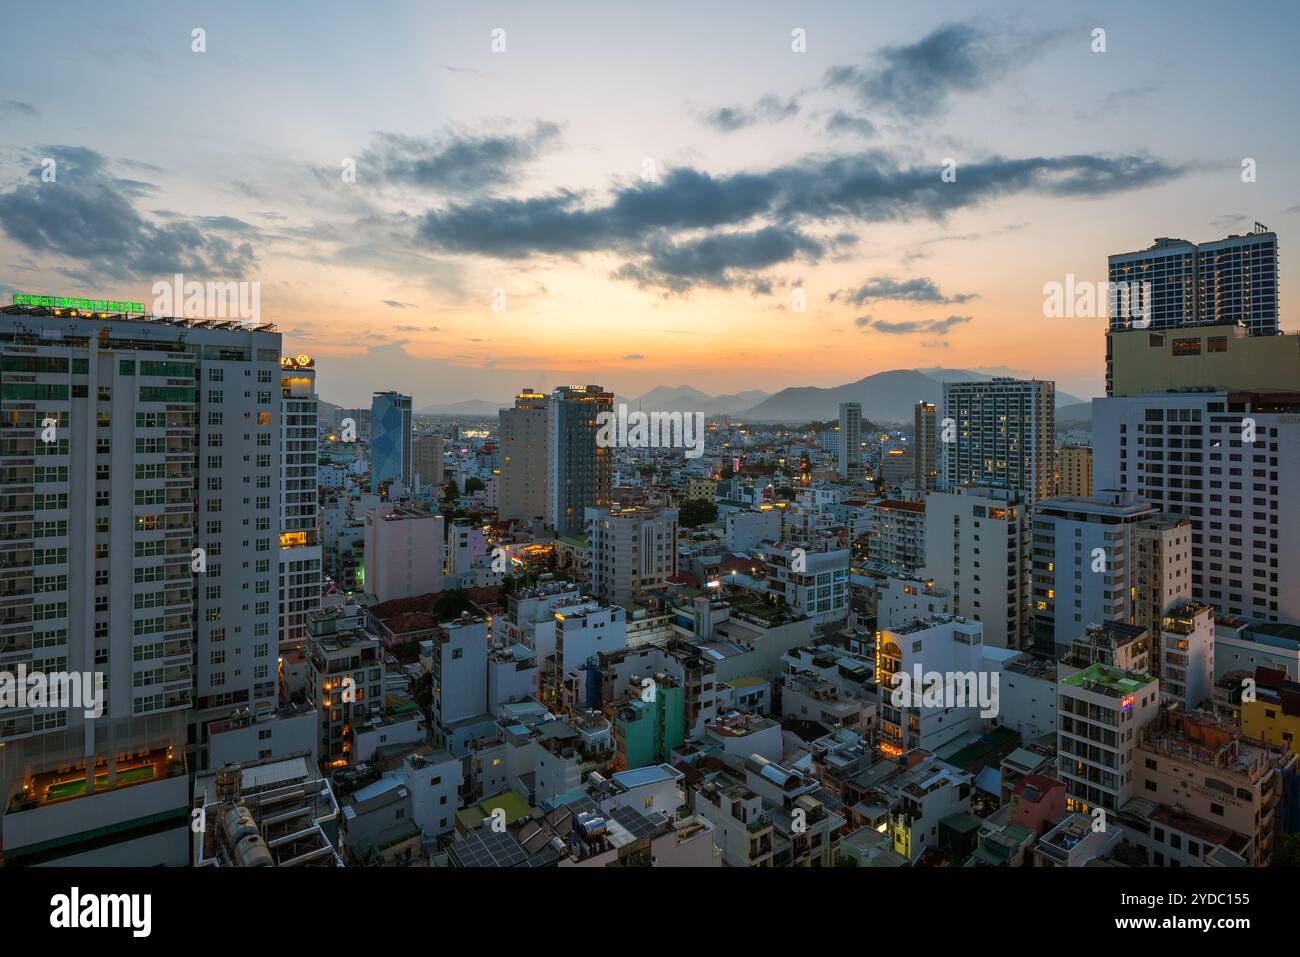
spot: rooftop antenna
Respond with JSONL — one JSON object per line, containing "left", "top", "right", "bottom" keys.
{"left": 1254, "top": 221, "right": 1269, "bottom": 234}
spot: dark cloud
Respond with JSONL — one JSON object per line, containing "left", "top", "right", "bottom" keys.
{"left": 0, "top": 146, "right": 257, "bottom": 281}
{"left": 1, "top": 100, "right": 36, "bottom": 117}
{"left": 832, "top": 276, "right": 975, "bottom": 306}
{"left": 361, "top": 121, "right": 560, "bottom": 193}
{"left": 418, "top": 152, "right": 1178, "bottom": 261}
{"left": 195, "top": 215, "right": 260, "bottom": 233}
{"left": 702, "top": 95, "right": 800, "bottom": 132}
{"left": 862, "top": 314, "right": 972, "bottom": 335}
{"left": 825, "top": 111, "right": 876, "bottom": 138}
{"left": 613, "top": 226, "right": 822, "bottom": 294}
{"left": 853, "top": 315, "right": 873, "bottom": 327}
{"left": 412, "top": 142, "right": 1179, "bottom": 296}
{"left": 825, "top": 22, "right": 1047, "bottom": 118}
{"left": 382, "top": 299, "right": 418, "bottom": 308}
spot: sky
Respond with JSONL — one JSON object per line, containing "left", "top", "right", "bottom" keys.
{"left": 1, "top": 0, "right": 1298, "bottom": 408}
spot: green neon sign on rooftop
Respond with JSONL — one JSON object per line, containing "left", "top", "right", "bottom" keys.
{"left": 12, "top": 293, "right": 146, "bottom": 313}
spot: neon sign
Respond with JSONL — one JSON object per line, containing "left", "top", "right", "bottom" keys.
{"left": 1121, "top": 694, "right": 1135, "bottom": 711}
{"left": 13, "top": 293, "right": 145, "bottom": 313}
{"left": 280, "top": 355, "right": 314, "bottom": 369}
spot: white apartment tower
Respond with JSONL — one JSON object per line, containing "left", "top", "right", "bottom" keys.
{"left": 942, "top": 378, "right": 1055, "bottom": 506}
{"left": 923, "top": 486, "right": 1029, "bottom": 650}
{"left": 1093, "top": 391, "right": 1298, "bottom": 624}
{"left": 914, "top": 401, "right": 938, "bottom": 491}
{"left": 279, "top": 355, "right": 322, "bottom": 652}
{"left": 838, "top": 401, "right": 862, "bottom": 482}
{"left": 0, "top": 304, "right": 283, "bottom": 864}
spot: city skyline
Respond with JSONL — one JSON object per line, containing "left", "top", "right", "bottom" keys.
{"left": 2, "top": 1, "right": 1299, "bottom": 407}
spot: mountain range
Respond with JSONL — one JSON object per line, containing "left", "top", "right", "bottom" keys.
{"left": 736, "top": 369, "right": 1085, "bottom": 424}
{"left": 406, "top": 387, "right": 772, "bottom": 418}
{"left": 325, "top": 370, "right": 1089, "bottom": 425}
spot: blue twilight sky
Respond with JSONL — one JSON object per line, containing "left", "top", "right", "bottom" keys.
{"left": 1, "top": 0, "right": 1298, "bottom": 407}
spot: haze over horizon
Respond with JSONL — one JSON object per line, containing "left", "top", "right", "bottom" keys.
{"left": 2, "top": 0, "right": 1297, "bottom": 407}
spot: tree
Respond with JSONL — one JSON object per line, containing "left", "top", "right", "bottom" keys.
{"left": 500, "top": 574, "right": 517, "bottom": 596}
{"left": 464, "top": 476, "right": 485, "bottom": 494}
{"left": 441, "top": 479, "right": 459, "bottom": 503}
{"left": 678, "top": 498, "right": 718, "bottom": 528}
{"left": 410, "top": 671, "right": 433, "bottom": 723}
{"left": 434, "top": 588, "right": 476, "bottom": 620}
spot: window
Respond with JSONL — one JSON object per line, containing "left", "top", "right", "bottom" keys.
{"left": 1207, "top": 336, "right": 1227, "bottom": 353}
{"left": 1172, "top": 338, "right": 1201, "bottom": 356}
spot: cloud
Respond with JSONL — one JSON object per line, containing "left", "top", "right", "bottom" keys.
{"left": 623, "top": 353, "right": 645, "bottom": 361}
{"left": 361, "top": 121, "right": 560, "bottom": 193}
{"left": 382, "top": 299, "right": 418, "bottom": 308}
{"left": 832, "top": 276, "right": 975, "bottom": 306}
{"left": 702, "top": 95, "right": 800, "bottom": 132}
{"left": 416, "top": 151, "right": 1180, "bottom": 268}
{"left": 0, "top": 146, "right": 257, "bottom": 281}
{"left": 824, "top": 111, "right": 876, "bottom": 138}
{"left": 825, "top": 22, "right": 1050, "bottom": 119}
{"left": 860, "top": 314, "right": 972, "bottom": 335}
{"left": 853, "top": 314, "right": 873, "bottom": 327}
{"left": 1, "top": 100, "right": 37, "bottom": 117}
{"left": 408, "top": 149, "right": 1178, "bottom": 297}
{"left": 612, "top": 226, "right": 823, "bottom": 294}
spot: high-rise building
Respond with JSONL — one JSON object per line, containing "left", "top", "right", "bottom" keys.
{"left": 498, "top": 389, "right": 550, "bottom": 523}
{"left": 279, "top": 355, "right": 322, "bottom": 652}
{"left": 923, "top": 486, "right": 1029, "bottom": 650}
{"left": 1108, "top": 230, "right": 1279, "bottom": 336}
{"left": 863, "top": 498, "right": 926, "bottom": 575}
{"left": 1093, "top": 390, "right": 1299, "bottom": 624}
{"left": 0, "top": 303, "right": 283, "bottom": 864}
{"left": 586, "top": 505, "right": 679, "bottom": 604}
{"left": 879, "top": 445, "right": 912, "bottom": 488}
{"left": 363, "top": 504, "right": 444, "bottom": 603}
{"left": 1057, "top": 662, "right": 1160, "bottom": 813}
{"left": 305, "top": 602, "right": 383, "bottom": 771}
{"left": 941, "top": 379, "right": 1055, "bottom": 506}
{"left": 370, "top": 391, "right": 412, "bottom": 496}
{"left": 838, "top": 402, "right": 862, "bottom": 481}
{"left": 1106, "top": 229, "right": 1279, "bottom": 393}
{"left": 1057, "top": 444, "right": 1092, "bottom": 497}
{"left": 1030, "top": 491, "right": 1192, "bottom": 656}
{"left": 412, "top": 432, "right": 444, "bottom": 491}
{"left": 548, "top": 384, "right": 613, "bottom": 538}
{"left": 913, "top": 401, "right": 937, "bottom": 491}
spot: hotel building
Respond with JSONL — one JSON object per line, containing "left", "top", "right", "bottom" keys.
{"left": 0, "top": 302, "right": 283, "bottom": 863}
